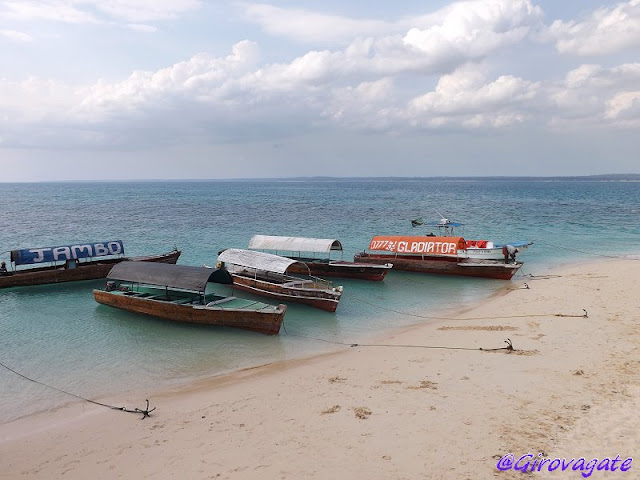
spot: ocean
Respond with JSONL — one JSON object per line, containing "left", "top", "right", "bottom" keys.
{"left": 1, "top": 179, "right": 639, "bottom": 424}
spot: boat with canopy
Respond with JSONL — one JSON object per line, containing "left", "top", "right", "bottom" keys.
{"left": 248, "top": 235, "right": 392, "bottom": 281}
{"left": 411, "top": 217, "right": 533, "bottom": 261}
{"left": 217, "top": 248, "right": 343, "bottom": 312}
{"left": 93, "top": 261, "right": 287, "bottom": 335}
{"left": 354, "top": 235, "right": 522, "bottom": 280}
{"left": 0, "top": 240, "right": 181, "bottom": 289}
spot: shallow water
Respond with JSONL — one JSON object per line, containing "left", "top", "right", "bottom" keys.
{"left": 1, "top": 179, "right": 639, "bottom": 423}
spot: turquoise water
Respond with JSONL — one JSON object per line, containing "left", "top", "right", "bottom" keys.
{"left": 1, "top": 179, "right": 639, "bottom": 424}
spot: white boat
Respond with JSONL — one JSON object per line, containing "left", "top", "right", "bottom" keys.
{"left": 412, "top": 217, "right": 533, "bottom": 261}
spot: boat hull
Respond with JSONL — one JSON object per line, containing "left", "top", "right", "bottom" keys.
{"left": 229, "top": 273, "right": 341, "bottom": 312}
{"left": 460, "top": 242, "right": 533, "bottom": 260}
{"left": 93, "top": 289, "right": 286, "bottom": 335}
{"left": 0, "top": 250, "right": 181, "bottom": 289}
{"left": 354, "top": 253, "right": 521, "bottom": 280}
{"left": 285, "top": 259, "right": 392, "bottom": 281}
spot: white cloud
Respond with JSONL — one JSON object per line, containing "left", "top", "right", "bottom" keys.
{"left": 606, "top": 91, "right": 640, "bottom": 122}
{"left": 75, "top": 40, "right": 261, "bottom": 119}
{"left": 1, "top": 0, "right": 639, "bottom": 154}
{"left": 0, "top": 0, "right": 200, "bottom": 24}
{"left": 545, "top": 0, "right": 640, "bottom": 56}
{"left": 321, "top": 78, "right": 399, "bottom": 130}
{"left": 241, "top": 0, "right": 543, "bottom": 53}
{"left": 0, "top": 29, "right": 33, "bottom": 42}
{"left": 126, "top": 24, "right": 158, "bottom": 33}
{"left": 1, "top": 1, "right": 99, "bottom": 24}
{"left": 549, "top": 63, "right": 640, "bottom": 128}
{"left": 403, "top": 0, "right": 542, "bottom": 58}
{"left": 96, "top": 0, "right": 201, "bottom": 23}
{"left": 407, "top": 65, "right": 539, "bottom": 128}
{"left": 240, "top": 3, "right": 391, "bottom": 44}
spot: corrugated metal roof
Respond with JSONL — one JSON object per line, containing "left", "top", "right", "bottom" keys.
{"left": 248, "top": 235, "right": 343, "bottom": 253}
{"left": 218, "top": 248, "right": 304, "bottom": 274}
{"left": 106, "top": 261, "right": 232, "bottom": 292}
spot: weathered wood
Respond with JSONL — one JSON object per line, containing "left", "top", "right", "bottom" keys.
{"left": 285, "top": 259, "right": 391, "bottom": 281}
{"left": 0, "top": 250, "right": 181, "bottom": 289}
{"left": 229, "top": 273, "right": 341, "bottom": 312}
{"left": 93, "top": 290, "right": 286, "bottom": 335}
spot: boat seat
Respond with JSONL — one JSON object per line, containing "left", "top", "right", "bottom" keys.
{"left": 206, "top": 296, "right": 237, "bottom": 307}
{"left": 172, "top": 298, "right": 194, "bottom": 304}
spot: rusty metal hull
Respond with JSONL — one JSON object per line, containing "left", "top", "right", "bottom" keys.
{"left": 353, "top": 253, "right": 521, "bottom": 280}
{"left": 229, "top": 273, "right": 341, "bottom": 312}
{"left": 0, "top": 250, "right": 181, "bottom": 289}
{"left": 93, "top": 289, "right": 286, "bottom": 335}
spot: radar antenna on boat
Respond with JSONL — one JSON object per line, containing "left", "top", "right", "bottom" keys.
{"left": 435, "top": 210, "right": 450, "bottom": 225}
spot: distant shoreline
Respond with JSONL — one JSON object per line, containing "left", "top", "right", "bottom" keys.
{"left": 2, "top": 174, "right": 640, "bottom": 184}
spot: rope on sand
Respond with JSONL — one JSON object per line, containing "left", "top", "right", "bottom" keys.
{"left": 281, "top": 322, "right": 515, "bottom": 353}
{"left": 349, "top": 294, "right": 587, "bottom": 321}
{"left": 0, "top": 360, "right": 155, "bottom": 419}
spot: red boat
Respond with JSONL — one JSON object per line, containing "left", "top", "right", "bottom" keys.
{"left": 354, "top": 235, "right": 522, "bottom": 280}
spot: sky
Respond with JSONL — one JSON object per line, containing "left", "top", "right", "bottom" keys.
{"left": 0, "top": 0, "right": 639, "bottom": 181}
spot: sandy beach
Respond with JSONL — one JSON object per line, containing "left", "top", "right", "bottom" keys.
{"left": 1, "top": 259, "right": 639, "bottom": 479}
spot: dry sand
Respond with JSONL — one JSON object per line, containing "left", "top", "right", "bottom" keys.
{"left": 1, "top": 259, "right": 639, "bottom": 479}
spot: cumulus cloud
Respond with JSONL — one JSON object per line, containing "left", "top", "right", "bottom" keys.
{"left": 321, "top": 78, "right": 400, "bottom": 130}
{"left": 76, "top": 40, "right": 261, "bottom": 117}
{"left": 1, "top": 0, "right": 639, "bottom": 152}
{"left": 549, "top": 63, "right": 640, "bottom": 128}
{"left": 241, "top": 0, "right": 543, "bottom": 54}
{"left": 403, "top": 0, "right": 542, "bottom": 57}
{"left": 407, "top": 65, "right": 539, "bottom": 128}
{"left": 544, "top": 0, "right": 640, "bottom": 56}
{"left": 235, "top": 0, "right": 543, "bottom": 93}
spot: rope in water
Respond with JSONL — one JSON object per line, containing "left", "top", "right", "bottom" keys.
{"left": 529, "top": 239, "right": 640, "bottom": 261}
{"left": 0, "top": 360, "right": 155, "bottom": 419}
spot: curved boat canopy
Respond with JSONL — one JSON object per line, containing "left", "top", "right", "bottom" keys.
{"left": 249, "top": 235, "right": 343, "bottom": 253}
{"left": 106, "top": 261, "right": 232, "bottom": 292}
{"left": 218, "top": 248, "right": 304, "bottom": 274}
{"left": 368, "top": 236, "right": 466, "bottom": 256}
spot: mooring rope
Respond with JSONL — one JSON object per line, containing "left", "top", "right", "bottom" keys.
{"left": 348, "top": 293, "right": 587, "bottom": 321}
{"left": 0, "top": 360, "right": 155, "bottom": 419}
{"left": 532, "top": 240, "right": 640, "bottom": 260}
{"left": 281, "top": 322, "right": 515, "bottom": 352}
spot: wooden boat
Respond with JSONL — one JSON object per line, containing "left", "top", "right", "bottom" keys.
{"left": 354, "top": 235, "right": 522, "bottom": 280}
{"left": 412, "top": 217, "right": 533, "bottom": 261}
{"left": 248, "top": 235, "right": 392, "bottom": 281}
{"left": 0, "top": 240, "right": 181, "bottom": 289}
{"left": 93, "top": 261, "right": 287, "bottom": 335}
{"left": 217, "top": 248, "right": 343, "bottom": 312}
